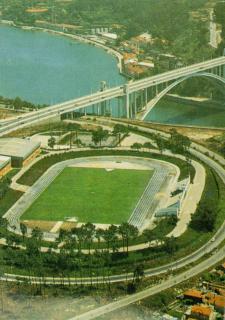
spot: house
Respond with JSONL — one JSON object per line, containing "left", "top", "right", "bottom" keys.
{"left": 204, "top": 292, "right": 225, "bottom": 314}
{"left": 0, "top": 156, "right": 11, "bottom": 178}
{"left": 187, "top": 305, "right": 216, "bottom": 320}
{"left": 0, "top": 138, "right": 41, "bottom": 167}
{"left": 183, "top": 290, "right": 203, "bottom": 303}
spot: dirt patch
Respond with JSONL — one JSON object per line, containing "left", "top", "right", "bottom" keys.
{"left": 69, "top": 159, "right": 152, "bottom": 171}
{"left": 0, "top": 108, "right": 23, "bottom": 120}
{"left": 22, "top": 220, "right": 56, "bottom": 232}
{"left": 61, "top": 221, "right": 77, "bottom": 231}
{"left": 118, "top": 119, "right": 225, "bottom": 144}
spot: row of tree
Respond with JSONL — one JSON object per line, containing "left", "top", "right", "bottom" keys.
{"left": 47, "top": 123, "right": 130, "bottom": 149}
{"left": 0, "top": 215, "right": 179, "bottom": 279}
{"left": 0, "top": 96, "right": 48, "bottom": 111}
{"left": 130, "top": 129, "right": 191, "bottom": 156}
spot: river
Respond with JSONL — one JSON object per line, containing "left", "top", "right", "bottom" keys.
{"left": 146, "top": 99, "right": 225, "bottom": 128}
{"left": 0, "top": 25, "right": 125, "bottom": 105}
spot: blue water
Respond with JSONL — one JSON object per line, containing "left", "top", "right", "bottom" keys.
{"left": 146, "top": 99, "right": 225, "bottom": 128}
{"left": 0, "top": 25, "right": 125, "bottom": 105}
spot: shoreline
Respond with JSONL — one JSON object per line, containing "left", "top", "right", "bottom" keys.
{"left": 0, "top": 21, "right": 124, "bottom": 74}
{"left": 34, "top": 27, "right": 124, "bottom": 74}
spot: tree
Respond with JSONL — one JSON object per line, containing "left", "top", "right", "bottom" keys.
{"left": 190, "top": 203, "right": 217, "bottom": 232}
{"left": 67, "top": 123, "right": 81, "bottom": 148}
{"left": 20, "top": 223, "right": 27, "bottom": 240}
{"left": 31, "top": 227, "right": 43, "bottom": 245}
{"left": 74, "top": 138, "right": 82, "bottom": 147}
{"left": 118, "top": 223, "right": 138, "bottom": 255}
{"left": 82, "top": 222, "right": 96, "bottom": 255}
{"left": 155, "top": 134, "right": 166, "bottom": 154}
{"left": 95, "top": 228, "right": 104, "bottom": 251}
{"left": 73, "top": 227, "right": 85, "bottom": 253}
{"left": 143, "top": 229, "right": 156, "bottom": 247}
{"left": 103, "top": 225, "right": 119, "bottom": 253}
{"left": 92, "top": 127, "right": 109, "bottom": 146}
{"left": 163, "top": 236, "right": 178, "bottom": 255}
{"left": 48, "top": 136, "right": 56, "bottom": 149}
{"left": 133, "top": 264, "right": 145, "bottom": 284}
{"left": 220, "top": 142, "right": 225, "bottom": 157}
{"left": 143, "top": 141, "right": 153, "bottom": 152}
{"left": 0, "top": 217, "right": 8, "bottom": 229}
{"left": 13, "top": 97, "right": 23, "bottom": 110}
{"left": 0, "top": 177, "right": 11, "bottom": 199}
{"left": 131, "top": 143, "right": 142, "bottom": 151}
{"left": 169, "top": 129, "right": 191, "bottom": 154}
{"left": 113, "top": 124, "right": 129, "bottom": 145}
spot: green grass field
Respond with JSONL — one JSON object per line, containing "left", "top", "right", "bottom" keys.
{"left": 23, "top": 167, "right": 153, "bottom": 224}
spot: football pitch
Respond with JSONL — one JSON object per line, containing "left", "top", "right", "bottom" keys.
{"left": 23, "top": 167, "right": 153, "bottom": 224}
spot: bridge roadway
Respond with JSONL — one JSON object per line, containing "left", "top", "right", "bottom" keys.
{"left": 0, "top": 56, "right": 225, "bottom": 137}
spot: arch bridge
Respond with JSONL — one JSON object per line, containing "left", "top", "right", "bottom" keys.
{"left": 139, "top": 71, "right": 225, "bottom": 120}
{"left": 0, "top": 56, "right": 225, "bottom": 136}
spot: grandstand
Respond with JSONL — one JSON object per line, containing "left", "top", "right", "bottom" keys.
{"left": 128, "top": 168, "right": 168, "bottom": 229}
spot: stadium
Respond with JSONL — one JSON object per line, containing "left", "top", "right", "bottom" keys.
{"left": 4, "top": 155, "right": 184, "bottom": 234}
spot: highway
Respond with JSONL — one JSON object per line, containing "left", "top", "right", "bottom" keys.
{"left": 0, "top": 56, "right": 225, "bottom": 137}
{"left": 69, "top": 245, "right": 225, "bottom": 320}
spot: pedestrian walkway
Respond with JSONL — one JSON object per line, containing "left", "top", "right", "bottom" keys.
{"left": 50, "top": 221, "right": 64, "bottom": 233}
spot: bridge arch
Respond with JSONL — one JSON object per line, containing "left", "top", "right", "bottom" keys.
{"left": 141, "top": 72, "right": 225, "bottom": 120}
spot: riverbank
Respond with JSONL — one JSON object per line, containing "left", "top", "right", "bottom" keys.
{"left": 0, "top": 20, "right": 124, "bottom": 74}
{"left": 32, "top": 27, "right": 124, "bottom": 74}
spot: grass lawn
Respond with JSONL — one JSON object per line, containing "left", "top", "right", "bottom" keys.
{"left": 23, "top": 167, "right": 153, "bottom": 224}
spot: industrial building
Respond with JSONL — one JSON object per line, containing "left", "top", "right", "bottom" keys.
{"left": 0, "top": 155, "right": 11, "bottom": 178}
{"left": 0, "top": 138, "right": 41, "bottom": 167}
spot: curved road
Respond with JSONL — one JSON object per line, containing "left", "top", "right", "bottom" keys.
{"left": 1, "top": 125, "right": 224, "bottom": 280}
{"left": 0, "top": 115, "right": 225, "bottom": 318}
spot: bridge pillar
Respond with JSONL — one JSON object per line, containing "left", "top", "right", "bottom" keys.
{"left": 125, "top": 93, "right": 130, "bottom": 118}
{"left": 219, "top": 66, "right": 223, "bottom": 77}
{"left": 117, "top": 97, "right": 120, "bottom": 117}
{"left": 141, "top": 90, "right": 144, "bottom": 110}
{"left": 145, "top": 88, "right": 148, "bottom": 106}
{"left": 124, "top": 84, "right": 130, "bottom": 118}
{"left": 134, "top": 92, "right": 137, "bottom": 116}
{"left": 97, "top": 104, "right": 100, "bottom": 116}
{"left": 100, "top": 81, "right": 107, "bottom": 116}
{"left": 108, "top": 99, "right": 112, "bottom": 117}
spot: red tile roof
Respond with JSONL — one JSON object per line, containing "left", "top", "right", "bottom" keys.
{"left": 191, "top": 305, "right": 213, "bottom": 317}
{"left": 184, "top": 289, "right": 203, "bottom": 300}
